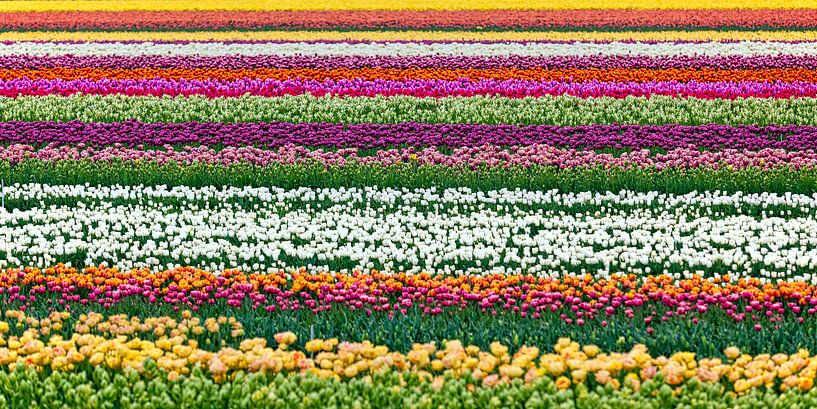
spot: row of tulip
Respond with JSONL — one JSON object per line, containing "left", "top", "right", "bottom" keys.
{"left": 1, "top": 184, "right": 815, "bottom": 277}
{"left": 4, "top": 122, "right": 817, "bottom": 151}
{"left": 1, "top": 159, "right": 815, "bottom": 193}
{"left": 1, "top": 305, "right": 817, "bottom": 397}
{"left": 10, "top": 78, "right": 817, "bottom": 99}
{"left": 0, "top": 266, "right": 814, "bottom": 355}
{"left": 9, "top": 10, "right": 817, "bottom": 31}
{"left": 7, "top": 367, "right": 817, "bottom": 409}
{"left": 14, "top": 68, "right": 817, "bottom": 84}
{"left": 4, "top": 264, "right": 817, "bottom": 347}
{"left": 0, "top": 0, "right": 805, "bottom": 11}
{"left": 4, "top": 41, "right": 817, "bottom": 57}
{"left": 6, "top": 144, "right": 817, "bottom": 171}
{"left": 7, "top": 55, "right": 817, "bottom": 69}
{"left": 7, "top": 31, "right": 817, "bottom": 42}
{"left": 7, "top": 183, "right": 815, "bottom": 208}
{"left": 7, "top": 94, "right": 817, "bottom": 126}
{"left": 1, "top": 264, "right": 810, "bottom": 311}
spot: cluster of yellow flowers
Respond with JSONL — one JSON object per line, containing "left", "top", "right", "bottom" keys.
{"left": 1, "top": 310, "right": 246, "bottom": 341}
{"left": 0, "top": 311, "right": 815, "bottom": 393}
{"left": 539, "top": 339, "right": 816, "bottom": 394}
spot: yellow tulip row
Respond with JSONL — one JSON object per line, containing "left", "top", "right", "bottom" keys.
{"left": 0, "top": 310, "right": 814, "bottom": 393}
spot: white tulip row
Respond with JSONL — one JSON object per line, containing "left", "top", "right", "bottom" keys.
{"left": 4, "top": 183, "right": 817, "bottom": 209}
{"left": 2, "top": 184, "right": 816, "bottom": 281}
{"left": 1, "top": 41, "right": 816, "bottom": 57}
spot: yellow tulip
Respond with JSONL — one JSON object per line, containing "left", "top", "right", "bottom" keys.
{"left": 555, "top": 376, "right": 571, "bottom": 390}
{"left": 733, "top": 379, "right": 751, "bottom": 394}
{"left": 478, "top": 355, "right": 498, "bottom": 373}
{"left": 499, "top": 365, "right": 524, "bottom": 379}
{"left": 799, "top": 377, "right": 814, "bottom": 391}
{"left": 89, "top": 352, "right": 104, "bottom": 366}
{"left": 724, "top": 347, "right": 742, "bottom": 360}
{"left": 582, "top": 345, "right": 600, "bottom": 358}
{"left": 489, "top": 342, "right": 508, "bottom": 358}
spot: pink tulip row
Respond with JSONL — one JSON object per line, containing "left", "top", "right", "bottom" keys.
{"left": 5, "top": 78, "right": 817, "bottom": 99}
{"left": 2, "top": 143, "right": 816, "bottom": 170}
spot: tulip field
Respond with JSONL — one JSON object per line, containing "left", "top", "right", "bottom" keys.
{"left": 4, "top": 1, "right": 817, "bottom": 408}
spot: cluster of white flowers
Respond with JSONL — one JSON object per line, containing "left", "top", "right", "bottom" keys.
{"left": 0, "top": 41, "right": 813, "bottom": 57}
{"left": 2, "top": 184, "right": 816, "bottom": 281}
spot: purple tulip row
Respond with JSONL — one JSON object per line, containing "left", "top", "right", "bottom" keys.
{"left": 3, "top": 54, "right": 817, "bottom": 70}
{"left": 4, "top": 143, "right": 817, "bottom": 170}
{"left": 2, "top": 121, "right": 816, "bottom": 151}
{"left": 6, "top": 78, "right": 817, "bottom": 99}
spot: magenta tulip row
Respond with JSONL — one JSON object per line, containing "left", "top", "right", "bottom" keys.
{"left": 3, "top": 143, "right": 817, "bottom": 170}
{"left": 6, "top": 78, "right": 817, "bottom": 99}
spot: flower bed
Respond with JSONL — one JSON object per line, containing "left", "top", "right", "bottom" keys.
{"left": 0, "top": 0, "right": 816, "bottom": 406}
